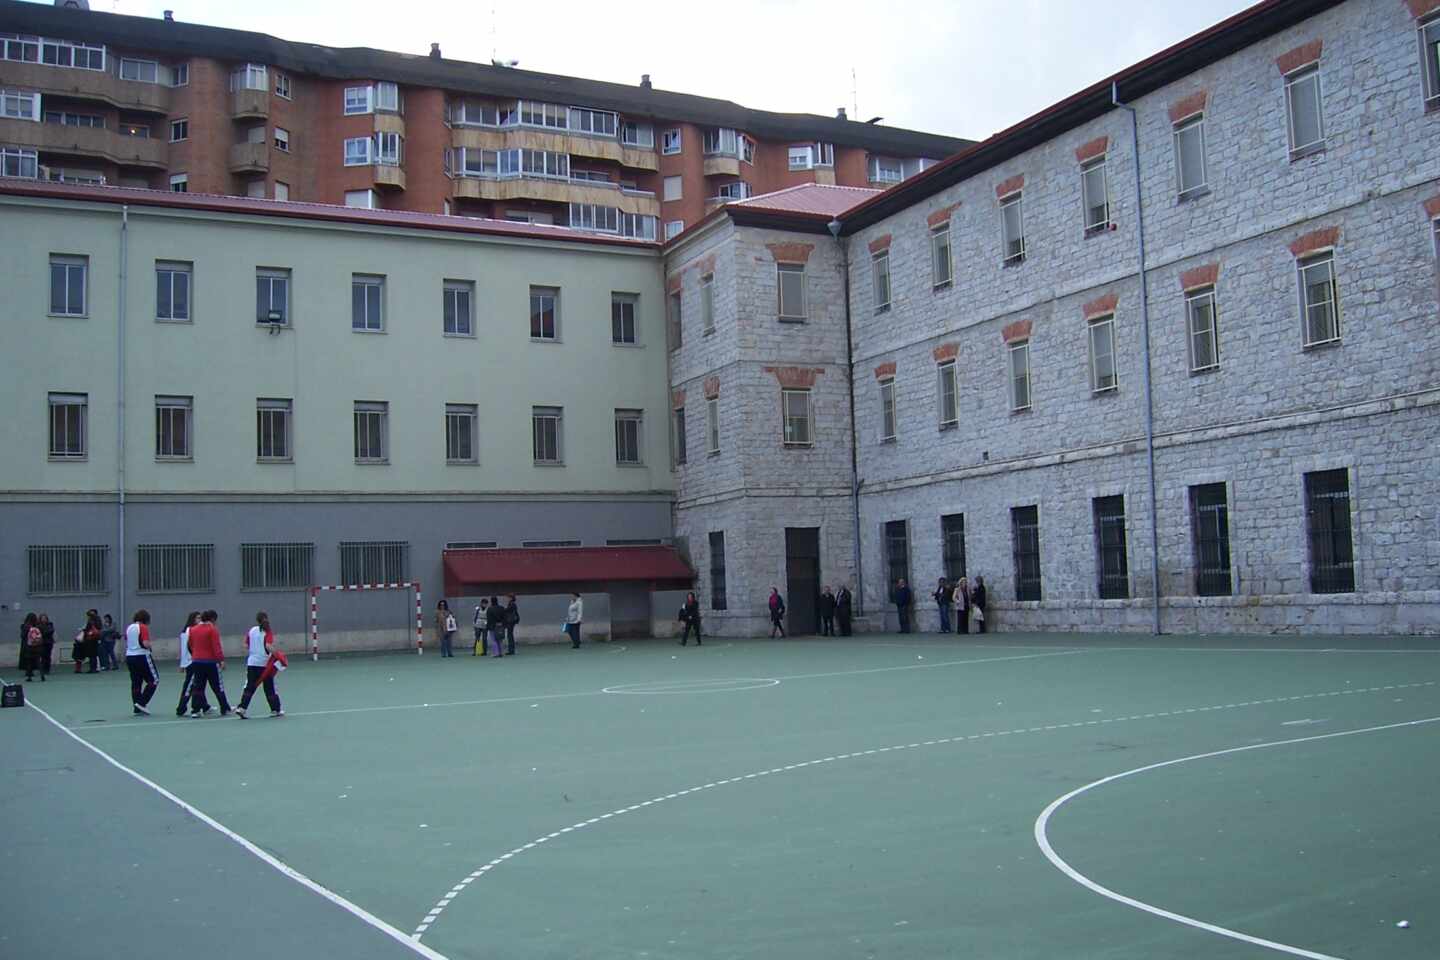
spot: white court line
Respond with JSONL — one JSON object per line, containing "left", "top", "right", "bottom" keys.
{"left": 20, "top": 696, "right": 450, "bottom": 959}
{"left": 773, "top": 648, "right": 1087, "bottom": 681}
{"left": 1033, "top": 716, "right": 1440, "bottom": 960}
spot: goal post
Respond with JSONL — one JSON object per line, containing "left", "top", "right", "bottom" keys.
{"left": 308, "top": 581, "right": 424, "bottom": 660}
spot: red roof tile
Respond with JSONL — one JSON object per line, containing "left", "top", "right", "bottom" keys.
{"left": 443, "top": 546, "right": 694, "bottom": 596}
{"left": 732, "top": 183, "right": 881, "bottom": 217}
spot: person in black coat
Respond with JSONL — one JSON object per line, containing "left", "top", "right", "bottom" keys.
{"left": 835, "top": 585, "right": 853, "bottom": 636}
{"left": 932, "top": 578, "right": 953, "bottom": 633}
{"left": 818, "top": 586, "right": 836, "bottom": 637}
{"left": 893, "top": 579, "right": 913, "bottom": 634}
{"left": 484, "top": 596, "right": 504, "bottom": 657}
{"left": 972, "top": 576, "right": 988, "bottom": 634}
{"left": 503, "top": 595, "right": 520, "bottom": 655}
{"left": 679, "top": 592, "right": 702, "bottom": 646}
{"left": 767, "top": 588, "right": 786, "bottom": 638}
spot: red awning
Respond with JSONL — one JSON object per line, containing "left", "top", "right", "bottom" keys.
{"left": 443, "top": 546, "right": 694, "bottom": 597}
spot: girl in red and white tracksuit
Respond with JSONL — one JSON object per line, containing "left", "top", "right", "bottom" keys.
{"left": 235, "top": 612, "right": 282, "bottom": 718}
{"left": 124, "top": 609, "right": 158, "bottom": 715}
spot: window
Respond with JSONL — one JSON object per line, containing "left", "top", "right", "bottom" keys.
{"left": 137, "top": 544, "right": 212, "bottom": 593}
{"left": 788, "top": 146, "right": 813, "bottom": 170}
{"left": 344, "top": 136, "right": 372, "bottom": 166}
{"left": 26, "top": 544, "right": 107, "bottom": 596}
{"left": 672, "top": 405, "right": 687, "bottom": 467}
{"left": 568, "top": 106, "right": 616, "bottom": 136}
{"left": 43, "top": 110, "right": 102, "bottom": 128}
{"left": 372, "top": 82, "right": 400, "bottom": 113}
{"left": 1299, "top": 252, "right": 1340, "bottom": 346}
{"left": 375, "top": 131, "right": 402, "bottom": 166}
{"left": 1174, "top": 116, "right": 1207, "bottom": 198}
{"left": 443, "top": 280, "right": 474, "bottom": 336}
{"left": 119, "top": 122, "right": 150, "bottom": 139}
{"left": 706, "top": 396, "right": 719, "bottom": 453}
{"left": 274, "top": 182, "right": 289, "bottom": 202}
{"left": 532, "top": 406, "right": 563, "bottom": 464}
{"left": 667, "top": 290, "right": 682, "bottom": 350}
{"left": 931, "top": 223, "right": 953, "bottom": 288}
{"left": 664, "top": 220, "right": 684, "bottom": 241}
{"left": 620, "top": 121, "right": 654, "bottom": 148}
{"left": 169, "top": 173, "right": 188, "bottom": 192}
{"left": 155, "top": 261, "right": 191, "bottom": 322}
{"left": 1, "top": 145, "right": 38, "bottom": 179}
{"left": 1284, "top": 66, "right": 1325, "bottom": 156}
{"left": 353, "top": 401, "right": 388, "bottom": 463}
{"left": 343, "top": 85, "right": 372, "bottom": 115}
{"left": 1190, "top": 483, "right": 1231, "bottom": 596}
{"left": 168, "top": 118, "right": 188, "bottom": 142}
{"left": 618, "top": 213, "right": 656, "bottom": 240}
{"left": 1093, "top": 495, "right": 1129, "bottom": 599}
{"left": 351, "top": 275, "right": 385, "bottom": 332}
{"left": 782, "top": 388, "right": 812, "bottom": 446}
{"left": 446, "top": 541, "right": 499, "bottom": 550}
{"left": 1186, "top": 286, "right": 1219, "bottom": 372}
{"left": 521, "top": 539, "right": 582, "bottom": 548}
{"left": 1009, "top": 340, "right": 1032, "bottom": 412}
{"left": 869, "top": 155, "right": 903, "bottom": 184}
{"left": 119, "top": 58, "right": 158, "bottom": 83}
{"left": 702, "top": 127, "right": 739, "bottom": 156}
{"left": 1423, "top": 15, "right": 1440, "bottom": 105}
{"left": 661, "top": 128, "right": 681, "bottom": 154}
{"left": 273, "top": 127, "right": 289, "bottom": 152}
{"left": 873, "top": 250, "right": 891, "bottom": 313}
{"left": 663, "top": 175, "right": 682, "bottom": 201}
{"left": 777, "top": 263, "right": 806, "bottom": 320}
{"left": 568, "top": 203, "right": 618, "bottom": 233}
{"left": 1001, "top": 192, "right": 1025, "bottom": 264}
{"left": 879, "top": 377, "right": 896, "bottom": 442}
{"left": 170, "top": 62, "right": 189, "bottom": 87}
{"left": 48, "top": 392, "right": 86, "bottom": 459}
{"left": 611, "top": 293, "right": 638, "bottom": 344}
{"left": 256, "top": 398, "right": 291, "bottom": 461}
{"left": 1305, "top": 468, "right": 1354, "bottom": 593}
{"left": 941, "top": 514, "right": 967, "bottom": 583}
{"left": 1088, "top": 314, "right": 1117, "bottom": 393}
{"left": 339, "top": 541, "right": 409, "bottom": 586}
{"left": 741, "top": 136, "right": 755, "bottom": 164}
{"left": 937, "top": 359, "right": 958, "bottom": 426}
{"left": 530, "top": 286, "right": 559, "bottom": 340}
{"left": 715, "top": 180, "right": 751, "bottom": 201}
{"left": 40, "top": 38, "right": 105, "bottom": 71}
{"left": 709, "top": 531, "right": 727, "bottom": 610}
{"left": 344, "top": 189, "right": 378, "bottom": 209}
{"left": 446, "top": 403, "right": 478, "bottom": 464}
{"left": 1011, "top": 505, "right": 1042, "bottom": 601}
{"left": 152, "top": 395, "right": 192, "bottom": 460}
{"left": 1081, "top": 157, "right": 1109, "bottom": 231}
{"left": 273, "top": 72, "right": 291, "bottom": 99}
{"left": 230, "top": 63, "right": 267, "bottom": 91}
{"left": 256, "top": 268, "right": 290, "bottom": 325}
{"left": 519, "top": 100, "right": 567, "bottom": 128}
{"left": 615, "top": 409, "right": 643, "bottom": 465}
{"left": 698, "top": 275, "right": 715, "bottom": 334}
{"left": 240, "top": 542, "right": 313, "bottom": 591}
{"left": 884, "top": 520, "right": 910, "bottom": 589}
{"left": 49, "top": 255, "right": 86, "bottom": 316}
{"left": 1, "top": 34, "right": 40, "bottom": 64}
{"left": 0, "top": 88, "right": 39, "bottom": 120}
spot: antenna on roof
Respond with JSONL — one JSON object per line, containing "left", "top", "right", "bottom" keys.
{"left": 851, "top": 67, "right": 858, "bottom": 124}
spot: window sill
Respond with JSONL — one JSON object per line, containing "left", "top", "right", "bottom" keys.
{"left": 1289, "top": 141, "right": 1326, "bottom": 162}
{"left": 1011, "top": 405, "right": 1032, "bottom": 416}
{"left": 257, "top": 457, "right": 293, "bottom": 464}
{"left": 533, "top": 460, "right": 566, "bottom": 467}
{"left": 48, "top": 313, "right": 88, "bottom": 320}
{"left": 1084, "top": 223, "right": 1114, "bottom": 239}
{"left": 1091, "top": 385, "right": 1119, "bottom": 397}
{"left": 1189, "top": 363, "right": 1219, "bottom": 377}
{"left": 48, "top": 455, "right": 88, "bottom": 462}
{"left": 703, "top": 328, "right": 715, "bottom": 337}
{"left": 1177, "top": 185, "right": 1211, "bottom": 204}
{"left": 446, "top": 460, "right": 480, "bottom": 466}
{"left": 932, "top": 280, "right": 952, "bottom": 292}
{"left": 255, "top": 322, "right": 291, "bottom": 330}
{"left": 354, "top": 459, "right": 390, "bottom": 465}
{"left": 707, "top": 449, "right": 721, "bottom": 458}
{"left": 938, "top": 420, "right": 958, "bottom": 431}
{"left": 782, "top": 442, "right": 814, "bottom": 449}
{"left": 875, "top": 304, "right": 890, "bottom": 315}
{"left": 879, "top": 436, "right": 896, "bottom": 445}
{"left": 1002, "top": 255, "right": 1025, "bottom": 268}
{"left": 530, "top": 337, "right": 562, "bottom": 344}
{"left": 1302, "top": 337, "right": 1343, "bottom": 351}
{"left": 443, "top": 331, "right": 476, "bottom": 339}
{"left": 616, "top": 461, "right": 647, "bottom": 469}
{"left": 778, "top": 316, "right": 807, "bottom": 324}
{"left": 612, "top": 340, "right": 644, "bottom": 348}
{"left": 352, "top": 327, "right": 386, "bottom": 334}
{"left": 155, "top": 456, "right": 194, "bottom": 463}
{"left": 156, "top": 317, "right": 193, "bottom": 324}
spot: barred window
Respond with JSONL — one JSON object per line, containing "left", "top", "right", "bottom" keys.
{"left": 339, "top": 540, "right": 409, "bottom": 585}
{"left": 615, "top": 408, "right": 643, "bottom": 465}
{"left": 155, "top": 395, "right": 193, "bottom": 459}
{"left": 884, "top": 519, "right": 910, "bottom": 588}
{"left": 27, "top": 545, "right": 108, "bottom": 595}
{"left": 709, "top": 530, "right": 727, "bottom": 610}
{"left": 1011, "top": 505, "right": 1042, "bottom": 601}
{"left": 1304, "top": 469, "right": 1354, "bottom": 594}
{"left": 443, "top": 280, "right": 473, "bottom": 336}
{"left": 48, "top": 392, "right": 87, "bottom": 459}
{"left": 354, "top": 401, "right": 388, "bottom": 462}
{"left": 137, "top": 543, "right": 213, "bottom": 593}
{"left": 532, "top": 406, "right": 562, "bottom": 464}
{"left": 1093, "top": 495, "right": 1129, "bottom": 599}
{"left": 446, "top": 403, "right": 478, "bottom": 463}
{"left": 521, "top": 539, "right": 581, "bottom": 548}
{"left": 612, "top": 292, "right": 638, "bottom": 344}
{"left": 257, "top": 398, "right": 292, "bottom": 461}
{"left": 1190, "top": 483, "right": 1232, "bottom": 596}
{"left": 240, "top": 542, "right": 314, "bottom": 591}
{"left": 941, "top": 513, "right": 966, "bottom": 583}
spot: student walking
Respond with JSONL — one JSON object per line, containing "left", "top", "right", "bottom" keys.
{"left": 186, "top": 610, "right": 231, "bottom": 717}
{"left": 235, "top": 612, "right": 283, "bottom": 719}
{"left": 436, "top": 600, "right": 456, "bottom": 658}
{"left": 954, "top": 577, "right": 972, "bottom": 635}
{"left": 485, "top": 596, "right": 504, "bottom": 657}
{"left": 818, "top": 586, "right": 836, "bottom": 637}
{"left": 175, "top": 611, "right": 211, "bottom": 717}
{"left": 836, "top": 585, "right": 853, "bottom": 636}
{"left": 933, "top": 578, "right": 953, "bottom": 634}
{"left": 124, "top": 609, "right": 159, "bottom": 716}
{"left": 767, "top": 588, "right": 786, "bottom": 638}
{"left": 971, "top": 576, "right": 988, "bottom": 634}
{"left": 99, "top": 614, "right": 121, "bottom": 671}
{"left": 679, "top": 592, "right": 702, "bottom": 646}
{"left": 503, "top": 595, "right": 519, "bottom": 655}
{"left": 565, "top": 593, "right": 584, "bottom": 648}
{"left": 893, "top": 579, "right": 914, "bottom": 634}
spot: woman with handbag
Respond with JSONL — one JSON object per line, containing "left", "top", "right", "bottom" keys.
{"left": 971, "top": 576, "right": 988, "bottom": 634}
{"left": 954, "top": 577, "right": 971, "bottom": 635}
{"left": 436, "top": 600, "right": 456, "bottom": 658}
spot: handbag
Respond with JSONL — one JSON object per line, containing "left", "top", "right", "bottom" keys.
{"left": 445, "top": 615, "right": 457, "bottom": 633}
{"left": 974, "top": 606, "right": 985, "bottom": 621}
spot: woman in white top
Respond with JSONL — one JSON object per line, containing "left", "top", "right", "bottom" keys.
{"left": 124, "top": 609, "right": 158, "bottom": 716}
{"left": 235, "top": 611, "right": 282, "bottom": 718}
{"left": 565, "top": 593, "right": 583, "bottom": 649}
{"left": 174, "top": 611, "right": 210, "bottom": 717}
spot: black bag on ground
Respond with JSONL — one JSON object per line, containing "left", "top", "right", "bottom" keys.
{"left": 1, "top": 683, "right": 24, "bottom": 708}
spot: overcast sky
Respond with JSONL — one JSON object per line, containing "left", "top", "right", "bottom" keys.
{"left": 87, "top": 0, "right": 1255, "bottom": 141}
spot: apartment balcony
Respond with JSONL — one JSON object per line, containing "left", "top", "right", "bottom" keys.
{"left": 702, "top": 155, "right": 741, "bottom": 178}
{"left": 231, "top": 88, "right": 270, "bottom": 120}
{"left": 0, "top": 60, "right": 168, "bottom": 114}
{"left": 374, "top": 112, "right": 406, "bottom": 137}
{"left": 450, "top": 174, "right": 657, "bottom": 214}
{"left": 373, "top": 164, "right": 406, "bottom": 190}
{"left": 228, "top": 141, "right": 270, "bottom": 174}
{"left": 450, "top": 127, "right": 658, "bottom": 171}
{"left": 0, "top": 117, "right": 166, "bottom": 168}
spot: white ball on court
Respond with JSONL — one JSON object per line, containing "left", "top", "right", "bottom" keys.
{"left": 1397, "top": 921, "right": 1410, "bottom": 929}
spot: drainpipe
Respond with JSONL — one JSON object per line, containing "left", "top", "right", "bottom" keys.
{"left": 828, "top": 218, "right": 864, "bottom": 617}
{"left": 1111, "top": 82, "right": 1162, "bottom": 636}
{"left": 117, "top": 205, "right": 128, "bottom": 618}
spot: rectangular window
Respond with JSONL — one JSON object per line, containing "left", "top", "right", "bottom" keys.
{"left": 446, "top": 403, "right": 478, "bottom": 464}
{"left": 170, "top": 62, "right": 189, "bottom": 87}
{"left": 777, "top": 263, "right": 806, "bottom": 320}
{"left": 168, "top": 118, "right": 188, "bottom": 142}
{"left": 1284, "top": 66, "right": 1325, "bottom": 156}
{"left": 706, "top": 396, "right": 720, "bottom": 454}
{"left": 700, "top": 275, "right": 715, "bottom": 334}
{"left": 154, "top": 395, "right": 192, "bottom": 460}
{"left": 1081, "top": 157, "right": 1109, "bottom": 231}
{"left": 520, "top": 539, "right": 581, "bottom": 548}
{"left": 879, "top": 377, "right": 896, "bottom": 442}
{"left": 931, "top": 223, "right": 953, "bottom": 288}
{"left": 673, "top": 405, "right": 687, "bottom": 467}
{"left": 43, "top": 110, "right": 102, "bottom": 128}
{"left": 532, "top": 406, "right": 563, "bottom": 464}
{"left": 353, "top": 401, "right": 388, "bottom": 463}
{"left": 49, "top": 255, "right": 87, "bottom": 316}
{"left": 230, "top": 63, "right": 266, "bottom": 91}
{"left": 567, "top": 106, "right": 616, "bottom": 136}
{"left": 0, "top": 88, "right": 39, "bottom": 120}
{"left": 1305, "top": 469, "right": 1355, "bottom": 593}
{"left": 615, "top": 409, "right": 643, "bottom": 465}
{"left": 351, "top": 274, "right": 384, "bottom": 332}
{"left": 611, "top": 292, "right": 638, "bottom": 344}
{"left": 343, "top": 136, "right": 372, "bottom": 166}
{"left": 661, "top": 128, "right": 681, "bottom": 154}
{"left": 339, "top": 540, "right": 409, "bottom": 586}
{"left": 702, "top": 127, "right": 738, "bottom": 156}
{"left": 137, "top": 543, "right": 212, "bottom": 593}
{"left": 444, "top": 280, "right": 474, "bottom": 336}
{"left": 240, "top": 542, "right": 313, "bottom": 591}
{"left": 884, "top": 520, "right": 910, "bottom": 589}
{"left": 119, "top": 58, "right": 158, "bottom": 83}
{"left": 155, "top": 261, "right": 191, "bottom": 322}
{"left": 788, "top": 145, "right": 813, "bottom": 170}
{"left": 26, "top": 544, "right": 107, "bottom": 596}
{"left": 169, "top": 173, "right": 188, "bottom": 193}
{"left": 1009, "top": 340, "right": 1032, "bottom": 412}
{"left": 1190, "top": 482, "right": 1232, "bottom": 596}
{"left": 273, "top": 72, "right": 291, "bottom": 100}
{"left": 273, "top": 127, "right": 289, "bottom": 152}
{"left": 41, "top": 38, "right": 106, "bottom": 71}
{"left": 1186, "top": 286, "right": 1219, "bottom": 372}
{"left": 873, "top": 249, "right": 891, "bottom": 313}
{"left": 667, "top": 290, "right": 682, "bottom": 350}
{"left": 256, "top": 398, "right": 291, "bottom": 461}
{"left": 663, "top": 175, "right": 682, "bottom": 201}
{"left": 709, "top": 531, "right": 727, "bottom": 610}
{"left": 529, "top": 286, "right": 559, "bottom": 341}
{"left": 1093, "top": 495, "right": 1129, "bottom": 599}
{"left": 782, "top": 388, "right": 812, "bottom": 446}
{"left": 1, "top": 145, "right": 38, "bottom": 179}
{"left": 1423, "top": 15, "right": 1440, "bottom": 104}
{"left": 1088, "top": 314, "right": 1117, "bottom": 393}
{"left": 1011, "top": 505, "right": 1042, "bottom": 601}
{"left": 375, "top": 131, "right": 402, "bottom": 165}
{"left": 274, "top": 182, "right": 288, "bottom": 201}
{"left": 48, "top": 392, "right": 86, "bottom": 459}
{"left": 664, "top": 220, "right": 684, "bottom": 241}
{"left": 374, "top": 82, "right": 400, "bottom": 112}
{"left": 869, "top": 155, "right": 903, "bottom": 184}
{"left": 1174, "top": 116, "right": 1207, "bottom": 198}
{"left": 343, "top": 85, "right": 372, "bottom": 115}
{"left": 1299, "top": 252, "right": 1339, "bottom": 346}
{"left": 937, "top": 359, "right": 958, "bottom": 426}
{"left": 715, "top": 181, "right": 751, "bottom": 201}
{"left": 1001, "top": 193, "right": 1025, "bottom": 264}
{"left": 256, "top": 268, "right": 290, "bottom": 325}
{"left": 620, "top": 121, "right": 654, "bottom": 148}
{"left": 344, "top": 189, "right": 377, "bottom": 210}
{"left": 941, "top": 513, "right": 967, "bottom": 583}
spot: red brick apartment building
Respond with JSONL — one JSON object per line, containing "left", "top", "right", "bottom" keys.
{"left": 0, "top": 0, "right": 968, "bottom": 240}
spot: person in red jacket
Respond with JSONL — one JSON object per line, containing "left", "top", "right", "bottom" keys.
{"left": 185, "top": 609, "right": 231, "bottom": 717}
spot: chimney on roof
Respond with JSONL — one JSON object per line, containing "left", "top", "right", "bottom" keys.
{"left": 429, "top": 42, "right": 442, "bottom": 60}
{"left": 163, "top": 9, "right": 174, "bottom": 20}
{"left": 56, "top": 0, "right": 90, "bottom": 8}
{"left": 640, "top": 74, "right": 652, "bottom": 90}
{"left": 836, "top": 107, "right": 847, "bottom": 120}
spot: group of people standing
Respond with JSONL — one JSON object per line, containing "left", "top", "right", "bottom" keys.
{"left": 17, "top": 610, "right": 125, "bottom": 680}
{"left": 434, "top": 595, "right": 521, "bottom": 658}
{"left": 887, "top": 577, "right": 989, "bottom": 633}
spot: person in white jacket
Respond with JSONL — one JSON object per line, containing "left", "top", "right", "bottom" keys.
{"left": 234, "top": 611, "right": 282, "bottom": 718}
{"left": 565, "top": 593, "right": 583, "bottom": 649}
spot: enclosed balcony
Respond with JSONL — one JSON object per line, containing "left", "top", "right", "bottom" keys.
{"left": 0, "top": 116, "right": 166, "bottom": 168}
{"left": 0, "top": 60, "right": 169, "bottom": 114}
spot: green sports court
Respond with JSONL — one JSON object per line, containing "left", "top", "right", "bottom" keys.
{"left": 5, "top": 633, "right": 1439, "bottom": 960}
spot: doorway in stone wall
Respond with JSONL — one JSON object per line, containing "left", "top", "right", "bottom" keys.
{"left": 784, "top": 527, "right": 820, "bottom": 635}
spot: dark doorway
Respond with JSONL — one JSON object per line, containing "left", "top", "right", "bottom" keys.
{"left": 784, "top": 527, "right": 820, "bottom": 635}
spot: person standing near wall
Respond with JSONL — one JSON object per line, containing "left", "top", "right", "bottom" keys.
{"left": 175, "top": 611, "right": 210, "bottom": 717}
{"left": 893, "top": 579, "right": 913, "bottom": 634}
{"left": 435, "top": 600, "right": 455, "bottom": 659}
{"left": 767, "top": 588, "right": 786, "bottom": 638}
{"left": 235, "top": 611, "right": 282, "bottom": 719}
{"left": 565, "top": 593, "right": 584, "bottom": 649}
{"left": 75, "top": 609, "right": 101, "bottom": 674}
{"left": 20, "top": 613, "right": 39, "bottom": 681}
{"left": 36, "top": 614, "right": 55, "bottom": 682}
{"left": 836, "top": 586, "right": 853, "bottom": 637}
{"left": 485, "top": 596, "right": 504, "bottom": 657}
{"left": 933, "top": 578, "right": 953, "bottom": 634}
{"left": 818, "top": 586, "right": 836, "bottom": 637}
{"left": 124, "top": 609, "right": 158, "bottom": 716}
{"left": 679, "top": 592, "right": 702, "bottom": 646}
{"left": 954, "top": 577, "right": 971, "bottom": 635}
{"left": 186, "top": 610, "right": 231, "bottom": 717}
{"left": 503, "top": 595, "right": 519, "bottom": 655}
{"left": 99, "top": 614, "right": 120, "bottom": 671}
{"left": 971, "top": 577, "right": 988, "bottom": 634}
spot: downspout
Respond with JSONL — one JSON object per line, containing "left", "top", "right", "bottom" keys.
{"left": 117, "top": 205, "right": 128, "bottom": 618}
{"left": 1111, "top": 82, "right": 1162, "bottom": 636}
{"left": 828, "top": 218, "right": 864, "bottom": 617}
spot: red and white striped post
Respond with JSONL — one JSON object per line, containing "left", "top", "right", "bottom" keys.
{"left": 310, "top": 586, "right": 320, "bottom": 661}
{"left": 414, "top": 581, "right": 424, "bottom": 655}
{"left": 308, "top": 582, "right": 423, "bottom": 660}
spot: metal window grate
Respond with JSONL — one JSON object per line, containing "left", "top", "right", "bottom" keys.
{"left": 1011, "top": 506, "right": 1042, "bottom": 601}
{"left": 1190, "top": 483, "right": 1232, "bottom": 596}
{"left": 941, "top": 514, "right": 967, "bottom": 583}
{"left": 520, "top": 539, "right": 581, "bottom": 548}
{"left": 1305, "top": 469, "right": 1355, "bottom": 594}
{"left": 339, "top": 540, "right": 409, "bottom": 586}
{"left": 27, "top": 544, "right": 108, "bottom": 595}
{"left": 241, "top": 542, "right": 314, "bottom": 591}
{"left": 1093, "top": 496, "right": 1129, "bottom": 599}
{"left": 884, "top": 520, "right": 910, "bottom": 589}
{"left": 137, "top": 543, "right": 213, "bottom": 593}
{"left": 709, "top": 531, "right": 727, "bottom": 610}
{"left": 445, "top": 541, "right": 498, "bottom": 550}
